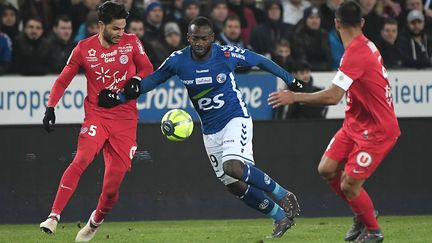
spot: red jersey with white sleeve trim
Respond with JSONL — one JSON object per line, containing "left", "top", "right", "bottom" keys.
{"left": 332, "top": 34, "right": 400, "bottom": 141}
{"left": 47, "top": 33, "right": 153, "bottom": 120}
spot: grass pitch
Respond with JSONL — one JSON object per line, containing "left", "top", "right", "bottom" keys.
{"left": 0, "top": 216, "right": 431, "bottom": 243}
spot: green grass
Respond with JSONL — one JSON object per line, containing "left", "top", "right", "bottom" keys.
{"left": 0, "top": 216, "right": 431, "bottom": 243}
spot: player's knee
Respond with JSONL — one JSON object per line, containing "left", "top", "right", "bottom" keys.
{"left": 223, "top": 160, "right": 244, "bottom": 179}
{"left": 340, "top": 180, "right": 356, "bottom": 199}
{"left": 226, "top": 181, "right": 247, "bottom": 197}
{"left": 317, "top": 163, "right": 336, "bottom": 181}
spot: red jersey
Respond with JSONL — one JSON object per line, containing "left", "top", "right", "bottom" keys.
{"left": 332, "top": 34, "right": 400, "bottom": 141}
{"left": 48, "top": 33, "right": 153, "bottom": 120}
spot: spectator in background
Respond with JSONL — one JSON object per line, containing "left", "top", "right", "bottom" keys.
{"left": 292, "top": 6, "right": 332, "bottom": 71}
{"left": 126, "top": 18, "right": 165, "bottom": 69}
{"left": 216, "top": 14, "right": 245, "bottom": 48}
{"left": 271, "top": 39, "right": 295, "bottom": 72}
{"left": 164, "top": 0, "right": 184, "bottom": 22}
{"left": 0, "top": 3, "right": 20, "bottom": 39}
{"left": 0, "top": 31, "right": 12, "bottom": 74}
{"left": 359, "top": 0, "right": 385, "bottom": 44}
{"left": 398, "top": 10, "right": 432, "bottom": 68}
{"left": 12, "top": 17, "right": 50, "bottom": 75}
{"left": 328, "top": 28, "right": 344, "bottom": 69}
{"left": 382, "top": 0, "right": 401, "bottom": 18}
{"left": 48, "top": 15, "right": 75, "bottom": 73}
{"left": 18, "top": 0, "right": 55, "bottom": 30}
{"left": 208, "top": 0, "right": 228, "bottom": 37}
{"left": 273, "top": 61, "right": 327, "bottom": 120}
{"left": 144, "top": 0, "right": 164, "bottom": 42}
{"left": 227, "top": 0, "right": 256, "bottom": 44}
{"left": 243, "top": 0, "right": 266, "bottom": 23}
{"left": 376, "top": 18, "right": 403, "bottom": 69}
{"left": 398, "top": 0, "right": 432, "bottom": 32}
{"left": 121, "top": 0, "right": 143, "bottom": 22}
{"left": 179, "top": 0, "right": 200, "bottom": 45}
{"left": 250, "top": 0, "right": 294, "bottom": 57}
{"left": 281, "top": 0, "right": 311, "bottom": 25}
{"left": 319, "top": 0, "right": 343, "bottom": 31}
{"left": 73, "top": 10, "right": 99, "bottom": 42}
{"left": 68, "top": 0, "right": 101, "bottom": 35}
{"left": 163, "top": 22, "right": 185, "bottom": 55}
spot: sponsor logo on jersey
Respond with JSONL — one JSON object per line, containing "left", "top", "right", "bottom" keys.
{"left": 264, "top": 174, "right": 271, "bottom": 185}
{"left": 196, "top": 69, "right": 209, "bottom": 73}
{"left": 182, "top": 79, "right": 194, "bottom": 85}
{"left": 86, "top": 49, "right": 98, "bottom": 62}
{"left": 88, "top": 49, "right": 96, "bottom": 57}
{"left": 136, "top": 39, "right": 145, "bottom": 55}
{"left": 101, "top": 50, "right": 117, "bottom": 63}
{"left": 80, "top": 127, "right": 88, "bottom": 134}
{"left": 195, "top": 76, "right": 212, "bottom": 85}
{"left": 216, "top": 73, "right": 226, "bottom": 83}
{"left": 119, "top": 54, "right": 128, "bottom": 64}
{"left": 224, "top": 51, "right": 230, "bottom": 57}
{"left": 356, "top": 151, "right": 372, "bottom": 167}
{"left": 90, "top": 63, "right": 101, "bottom": 68}
{"left": 95, "top": 67, "right": 111, "bottom": 83}
{"left": 106, "top": 71, "right": 128, "bottom": 91}
{"left": 259, "top": 199, "right": 270, "bottom": 210}
{"left": 231, "top": 52, "right": 245, "bottom": 60}
{"left": 119, "top": 45, "right": 133, "bottom": 54}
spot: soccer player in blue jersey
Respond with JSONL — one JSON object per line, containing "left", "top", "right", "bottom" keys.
{"left": 98, "top": 16, "right": 302, "bottom": 238}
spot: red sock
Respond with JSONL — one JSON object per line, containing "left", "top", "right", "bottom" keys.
{"left": 51, "top": 163, "right": 84, "bottom": 214}
{"left": 348, "top": 189, "right": 380, "bottom": 231}
{"left": 327, "top": 172, "right": 348, "bottom": 203}
{"left": 93, "top": 169, "right": 126, "bottom": 223}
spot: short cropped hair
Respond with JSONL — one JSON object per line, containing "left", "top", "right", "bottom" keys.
{"left": 188, "top": 16, "right": 214, "bottom": 31}
{"left": 335, "top": 1, "right": 362, "bottom": 27}
{"left": 98, "top": 1, "right": 129, "bottom": 24}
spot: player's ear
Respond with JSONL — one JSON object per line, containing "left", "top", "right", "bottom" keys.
{"left": 210, "top": 33, "right": 215, "bottom": 42}
{"left": 360, "top": 18, "right": 365, "bottom": 28}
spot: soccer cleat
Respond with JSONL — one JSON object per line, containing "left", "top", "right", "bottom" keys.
{"left": 278, "top": 192, "right": 301, "bottom": 219}
{"left": 267, "top": 216, "right": 295, "bottom": 238}
{"left": 75, "top": 210, "right": 103, "bottom": 242}
{"left": 352, "top": 229, "right": 384, "bottom": 243}
{"left": 345, "top": 210, "right": 379, "bottom": 241}
{"left": 40, "top": 214, "right": 60, "bottom": 234}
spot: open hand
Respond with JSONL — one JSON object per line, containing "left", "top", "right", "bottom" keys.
{"left": 268, "top": 90, "right": 295, "bottom": 108}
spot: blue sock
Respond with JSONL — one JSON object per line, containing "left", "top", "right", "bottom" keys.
{"left": 240, "top": 185, "right": 286, "bottom": 221}
{"left": 241, "top": 163, "right": 288, "bottom": 201}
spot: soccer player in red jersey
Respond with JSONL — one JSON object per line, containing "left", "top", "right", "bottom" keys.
{"left": 268, "top": 1, "right": 400, "bottom": 242}
{"left": 39, "top": 1, "right": 153, "bottom": 241}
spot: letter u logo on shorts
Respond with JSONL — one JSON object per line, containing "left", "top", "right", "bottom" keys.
{"left": 356, "top": 151, "right": 372, "bottom": 167}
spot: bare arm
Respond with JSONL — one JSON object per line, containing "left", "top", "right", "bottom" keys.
{"left": 268, "top": 84, "right": 345, "bottom": 108}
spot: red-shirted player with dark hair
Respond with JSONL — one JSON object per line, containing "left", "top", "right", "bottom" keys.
{"left": 39, "top": 1, "right": 153, "bottom": 242}
{"left": 268, "top": 1, "right": 400, "bottom": 242}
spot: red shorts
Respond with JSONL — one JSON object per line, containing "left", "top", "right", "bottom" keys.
{"left": 77, "top": 117, "right": 138, "bottom": 172}
{"left": 324, "top": 128, "right": 397, "bottom": 179}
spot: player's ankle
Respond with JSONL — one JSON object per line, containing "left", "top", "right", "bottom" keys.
{"left": 48, "top": 213, "right": 60, "bottom": 222}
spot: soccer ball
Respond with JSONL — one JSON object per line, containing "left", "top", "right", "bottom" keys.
{"left": 161, "top": 109, "right": 194, "bottom": 141}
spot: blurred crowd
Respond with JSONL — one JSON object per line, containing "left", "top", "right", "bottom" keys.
{"left": 0, "top": 0, "right": 431, "bottom": 76}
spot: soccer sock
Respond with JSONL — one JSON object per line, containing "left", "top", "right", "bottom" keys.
{"left": 348, "top": 188, "right": 380, "bottom": 231}
{"left": 51, "top": 163, "right": 85, "bottom": 214}
{"left": 239, "top": 185, "right": 286, "bottom": 221}
{"left": 93, "top": 169, "right": 126, "bottom": 223}
{"left": 327, "top": 172, "right": 348, "bottom": 203}
{"left": 241, "top": 163, "right": 288, "bottom": 201}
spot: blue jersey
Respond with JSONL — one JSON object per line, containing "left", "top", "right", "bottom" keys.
{"left": 141, "top": 43, "right": 295, "bottom": 134}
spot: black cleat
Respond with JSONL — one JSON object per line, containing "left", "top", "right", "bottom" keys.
{"left": 278, "top": 192, "right": 301, "bottom": 219}
{"left": 345, "top": 210, "right": 379, "bottom": 241}
{"left": 352, "top": 229, "right": 384, "bottom": 243}
{"left": 267, "top": 216, "right": 295, "bottom": 238}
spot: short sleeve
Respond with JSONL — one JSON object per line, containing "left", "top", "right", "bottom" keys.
{"left": 335, "top": 50, "right": 364, "bottom": 90}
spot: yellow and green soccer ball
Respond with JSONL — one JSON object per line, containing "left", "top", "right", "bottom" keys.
{"left": 161, "top": 109, "right": 194, "bottom": 141}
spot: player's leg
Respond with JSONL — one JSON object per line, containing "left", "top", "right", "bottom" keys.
{"left": 226, "top": 179, "right": 295, "bottom": 238}
{"left": 40, "top": 120, "right": 108, "bottom": 234}
{"left": 342, "top": 138, "right": 397, "bottom": 243}
{"left": 76, "top": 120, "right": 136, "bottom": 242}
{"left": 220, "top": 117, "right": 299, "bottom": 217}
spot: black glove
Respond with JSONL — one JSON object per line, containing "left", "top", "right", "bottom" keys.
{"left": 123, "top": 76, "right": 141, "bottom": 99}
{"left": 288, "top": 79, "right": 306, "bottom": 92}
{"left": 43, "top": 107, "right": 55, "bottom": 133}
{"left": 98, "top": 89, "right": 121, "bottom": 108}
